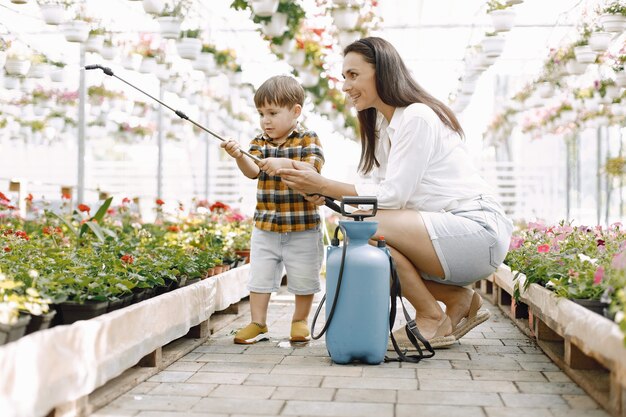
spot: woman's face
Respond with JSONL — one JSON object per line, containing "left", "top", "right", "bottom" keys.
{"left": 341, "top": 52, "right": 378, "bottom": 112}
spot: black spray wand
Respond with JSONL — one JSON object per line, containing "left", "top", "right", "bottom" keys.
{"left": 84, "top": 64, "right": 341, "bottom": 212}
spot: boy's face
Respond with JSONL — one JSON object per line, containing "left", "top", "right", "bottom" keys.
{"left": 257, "top": 102, "right": 302, "bottom": 142}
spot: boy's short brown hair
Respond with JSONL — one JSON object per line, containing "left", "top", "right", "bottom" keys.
{"left": 254, "top": 75, "right": 305, "bottom": 109}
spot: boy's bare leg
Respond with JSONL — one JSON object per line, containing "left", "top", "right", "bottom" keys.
{"left": 293, "top": 294, "right": 314, "bottom": 322}
{"left": 250, "top": 292, "right": 272, "bottom": 325}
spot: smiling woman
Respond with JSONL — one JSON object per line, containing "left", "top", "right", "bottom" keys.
{"left": 278, "top": 36, "right": 514, "bottom": 349}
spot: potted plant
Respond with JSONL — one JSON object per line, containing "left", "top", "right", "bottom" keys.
{"left": 331, "top": 4, "right": 360, "bottom": 30}
{"left": 37, "top": 0, "right": 72, "bottom": 25}
{"left": 142, "top": 0, "right": 164, "bottom": 15}
{"left": 0, "top": 38, "right": 9, "bottom": 68}
{"left": 588, "top": 24, "right": 613, "bottom": 52}
{"left": 156, "top": 0, "right": 191, "bottom": 39}
{"left": 177, "top": 28, "right": 202, "bottom": 60}
{"left": 480, "top": 31, "right": 506, "bottom": 57}
{"left": 193, "top": 44, "right": 217, "bottom": 74}
{"left": 598, "top": 1, "right": 626, "bottom": 33}
{"left": 486, "top": 0, "right": 516, "bottom": 32}
{"left": 4, "top": 46, "right": 31, "bottom": 76}
{"left": 612, "top": 55, "right": 626, "bottom": 86}
{"left": 100, "top": 36, "right": 117, "bottom": 61}
{"left": 49, "top": 60, "right": 67, "bottom": 82}
{"left": 60, "top": 8, "right": 91, "bottom": 43}
{"left": 85, "top": 26, "right": 106, "bottom": 53}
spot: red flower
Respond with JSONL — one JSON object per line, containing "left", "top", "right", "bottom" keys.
{"left": 537, "top": 244, "right": 550, "bottom": 253}
{"left": 62, "top": 193, "right": 71, "bottom": 200}
{"left": 107, "top": 208, "right": 115, "bottom": 215}
{"left": 0, "top": 192, "right": 9, "bottom": 202}
{"left": 209, "top": 201, "right": 230, "bottom": 212}
{"left": 156, "top": 199, "right": 165, "bottom": 206}
{"left": 120, "top": 254, "right": 134, "bottom": 264}
{"left": 14, "top": 230, "right": 29, "bottom": 240}
{"left": 122, "top": 197, "right": 131, "bottom": 204}
{"left": 25, "top": 193, "right": 33, "bottom": 202}
{"left": 78, "top": 204, "right": 90, "bottom": 214}
{"left": 597, "top": 239, "right": 605, "bottom": 247}
{"left": 167, "top": 225, "right": 181, "bottom": 232}
{"left": 2, "top": 229, "right": 13, "bottom": 236}
{"left": 3, "top": 246, "right": 10, "bottom": 252}
{"left": 43, "top": 226, "right": 52, "bottom": 235}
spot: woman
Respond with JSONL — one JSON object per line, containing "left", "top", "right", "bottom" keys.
{"left": 277, "top": 37, "right": 513, "bottom": 348}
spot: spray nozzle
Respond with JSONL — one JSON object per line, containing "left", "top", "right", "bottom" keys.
{"left": 377, "top": 236, "right": 386, "bottom": 248}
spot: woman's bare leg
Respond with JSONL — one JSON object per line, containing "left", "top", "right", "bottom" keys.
{"left": 369, "top": 209, "right": 475, "bottom": 330}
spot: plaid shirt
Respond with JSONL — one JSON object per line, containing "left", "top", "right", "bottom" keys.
{"left": 248, "top": 125, "right": 324, "bottom": 233}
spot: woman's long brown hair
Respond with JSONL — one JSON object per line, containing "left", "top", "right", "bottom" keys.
{"left": 344, "top": 37, "right": 464, "bottom": 175}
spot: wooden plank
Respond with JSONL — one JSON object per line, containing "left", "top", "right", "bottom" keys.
{"left": 185, "top": 319, "right": 210, "bottom": 339}
{"left": 566, "top": 338, "right": 603, "bottom": 370}
{"left": 137, "top": 347, "right": 162, "bottom": 368}
{"left": 534, "top": 316, "right": 563, "bottom": 342}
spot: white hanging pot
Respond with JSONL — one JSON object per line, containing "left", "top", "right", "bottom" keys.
{"left": 3, "top": 76, "right": 20, "bottom": 90}
{"left": 489, "top": 9, "right": 515, "bottom": 32}
{"left": 480, "top": 35, "right": 506, "bottom": 57}
{"left": 300, "top": 71, "right": 319, "bottom": 88}
{"left": 192, "top": 52, "right": 216, "bottom": 74}
{"left": 39, "top": 4, "right": 67, "bottom": 25}
{"left": 122, "top": 53, "right": 142, "bottom": 71}
{"left": 287, "top": 49, "right": 306, "bottom": 68}
{"left": 604, "top": 85, "right": 621, "bottom": 101}
{"left": 139, "top": 57, "right": 157, "bottom": 74}
{"left": 536, "top": 82, "right": 554, "bottom": 99}
{"left": 5, "top": 58, "right": 31, "bottom": 76}
{"left": 565, "top": 59, "right": 587, "bottom": 75}
{"left": 228, "top": 71, "right": 242, "bottom": 86}
{"left": 28, "top": 63, "right": 48, "bottom": 78}
{"left": 61, "top": 20, "right": 90, "bottom": 43}
{"left": 0, "top": 51, "right": 7, "bottom": 69}
{"left": 615, "top": 72, "right": 626, "bottom": 87}
{"left": 277, "top": 39, "right": 295, "bottom": 56}
{"left": 262, "top": 12, "right": 287, "bottom": 37}
{"left": 50, "top": 67, "right": 67, "bottom": 82}
{"left": 611, "top": 102, "right": 624, "bottom": 116}
{"left": 157, "top": 17, "right": 183, "bottom": 39}
{"left": 176, "top": 37, "right": 202, "bottom": 60}
{"left": 332, "top": 7, "right": 360, "bottom": 30}
{"left": 588, "top": 31, "right": 613, "bottom": 53}
{"left": 142, "top": 0, "right": 164, "bottom": 15}
{"left": 573, "top": 45, "right": 596, "bottom": 64}
{"left": 599, "top": 13, "right": 626, "bottom": 33}
{"left": 250, "top": 0, "right": 279, "bottom": 17}
{"left": 338, "top": 30, "right": 361, "bottom": 49}
{"left": 85, "top": 35, "right": 104, "bottom": 54}
{"left": 101, "top": 45, "right": 118, "bottom": 61}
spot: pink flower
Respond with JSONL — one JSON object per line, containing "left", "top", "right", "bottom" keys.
{"left": 509, "top": 236, "right": 525, "bottom": 250}
{"left": 593, "top": 266, "right": 604, "bottom": 285}
{"left": 612, "top": 250, "right": 626, "bottom": 270}
{"left": 537, "top": 244, "right": 550, "bottom": 253}
{"left": 528, "top": 222, "right": 546, "bottom": 232}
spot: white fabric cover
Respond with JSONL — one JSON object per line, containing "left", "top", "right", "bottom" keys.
{"left": 0, "top": 265, "right": 250, "bottom": 417}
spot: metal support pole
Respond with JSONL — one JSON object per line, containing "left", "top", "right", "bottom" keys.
{"left": 204, "top": 113, "right": 210, "bottom": 200}
{"left": 77, "top": 44, "right": 86, "bottom": 204}
{"left": 565, "top": 137, "right": 571, "bottom": 221}
{"left": 597, "top": 127, "right": 602, "bottom": 226}
{"left": 157, "top": 83, "right": 164, "bottom": 200}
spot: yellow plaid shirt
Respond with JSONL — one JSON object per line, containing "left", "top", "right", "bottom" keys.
{"left": 248, "top": 126, "right": 324, "bottom": 233}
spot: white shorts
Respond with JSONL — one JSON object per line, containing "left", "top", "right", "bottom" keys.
{"left": 420, "top": 195, "right": 513, "bottom": 286}
{"left": 248, "top": 226, "right": 323, "bottom": 295}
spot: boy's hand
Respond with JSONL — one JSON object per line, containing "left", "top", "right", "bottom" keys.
{"left": 220, "top": 139, "right": 243, "bottom": 159}
{"left": 257, "top": 157, "right": 291, "bottom": 176}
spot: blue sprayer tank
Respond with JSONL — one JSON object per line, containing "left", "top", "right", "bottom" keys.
{"left": 324, "top": 197, "right": 390, "bottom": 364}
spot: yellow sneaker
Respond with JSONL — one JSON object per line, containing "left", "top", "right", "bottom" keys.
{"left": 234, "top": 322, "right": 269, "bottom": 344}
{"left": 290, "top": 320, "right": 310, "bottom": 342}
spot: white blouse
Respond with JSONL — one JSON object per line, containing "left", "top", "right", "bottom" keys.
{"left": 354, "top": 103, "right": 494, "bottom": 212}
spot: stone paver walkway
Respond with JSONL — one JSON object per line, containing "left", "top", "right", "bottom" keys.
{"left": 92, "top": 285, "right": 610, "bottom": 417}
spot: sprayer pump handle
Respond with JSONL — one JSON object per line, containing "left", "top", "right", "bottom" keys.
{"left": 340, "top": 196, "right": 378, "bottom": 221}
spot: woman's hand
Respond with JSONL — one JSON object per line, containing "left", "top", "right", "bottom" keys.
{"left": 277, "top": 160, "right": 324, "bottom": 194}
{"left": 302, "top": 193, "right": 325, "bottom": 206}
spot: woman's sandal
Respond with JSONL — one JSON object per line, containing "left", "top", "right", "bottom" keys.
{"left": 451, "top": 290, "right": 491, "bottom": 340}
{"left": 388, "top": 314, "right": 456, "bottom": 350}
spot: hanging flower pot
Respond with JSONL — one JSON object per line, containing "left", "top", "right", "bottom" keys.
{"left": 5, "top": 57, "right": 31, "bottom": 76}
{"left": 599, "top": 13, "right": 626, "bottom": 33}
{"left": 139, "top": 57, "right": 157, "bottom": 74}
{"left": 157, "top": 16, "right": 183, "bottom": 39}
{"left": 261, "top": 12, "right": 287, "bottom": 37}
{"left": 228, "top": 71, "right": 243, "bottom": 86}
{"left": 488, "top": 9, "right": 516, "bottom": 32}
{"left": 61, "top": 20, "right": 90, "bottom": 43}
{"left": 589, "top": 31, "right": 613, "bottom": 52}
{"left": 287, "top": 49, "right": 306, "bottom": 68}
{"left": 615, "top": 72, "right": 626, "bottom": 87}
{"left": 565, "top": 59, "right": 587, "bottom": 75}
{"left": 480, "top": 34, "right": 506, "bottom": 57}
{"left": 28, "top": 63, "right": 48, "bottom": 78}
{"left": 192, "top": 52, "right": 216, "bottom": 74}
{"left": 0, "top": 51, "right": 5, "bottom": 69}
{"left": 50, "top": 67, "right": 67, "bottom": 82}
{"left": 332, "top": 7, "right": 360, "bottom": 30}
{"left": 176, "top": 37, "right": 202, "bottom": 60}
{"left": 156, "top": 63, "right": 170, "bottom": 81}
{"left": 299, "top": 70, "right": 319, "bottom": 88}
{"left": 39, "top": 4, "right": 68, "bottom": 25}
{"left": 338, "top": 30, "right": 361, "bottom": 49}
{"left": 573, "top": 45, "right": 596, "bottom": 64}
{"left": 250, "top": 0, "right": 279, "bottom": 17}
{"left": 3, "top": 76, "right": 20, "bottom": 90}
{"left": 122, "top": 53, "right": 142, "bottom": 71}
{"left": 277, "top": 38, "right": 295, "bottom": 56}
{"left": 85, "top": 35, "right": 105, "bottom": 54}
{"left": 536, "top": 81, "right": 554, "bottom": 99}
{"left": 604, "top": 85, "right": 621, "bottom": 101}
{"left": 101, "top": 44, "right": 118, "bottom": 61}
{"left": 142, "top": 0, "right": 164, "bottom": 15}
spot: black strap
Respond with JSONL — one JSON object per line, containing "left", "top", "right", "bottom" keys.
{"left": 385, "top": 256, "right": 435, "bottom": 362}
